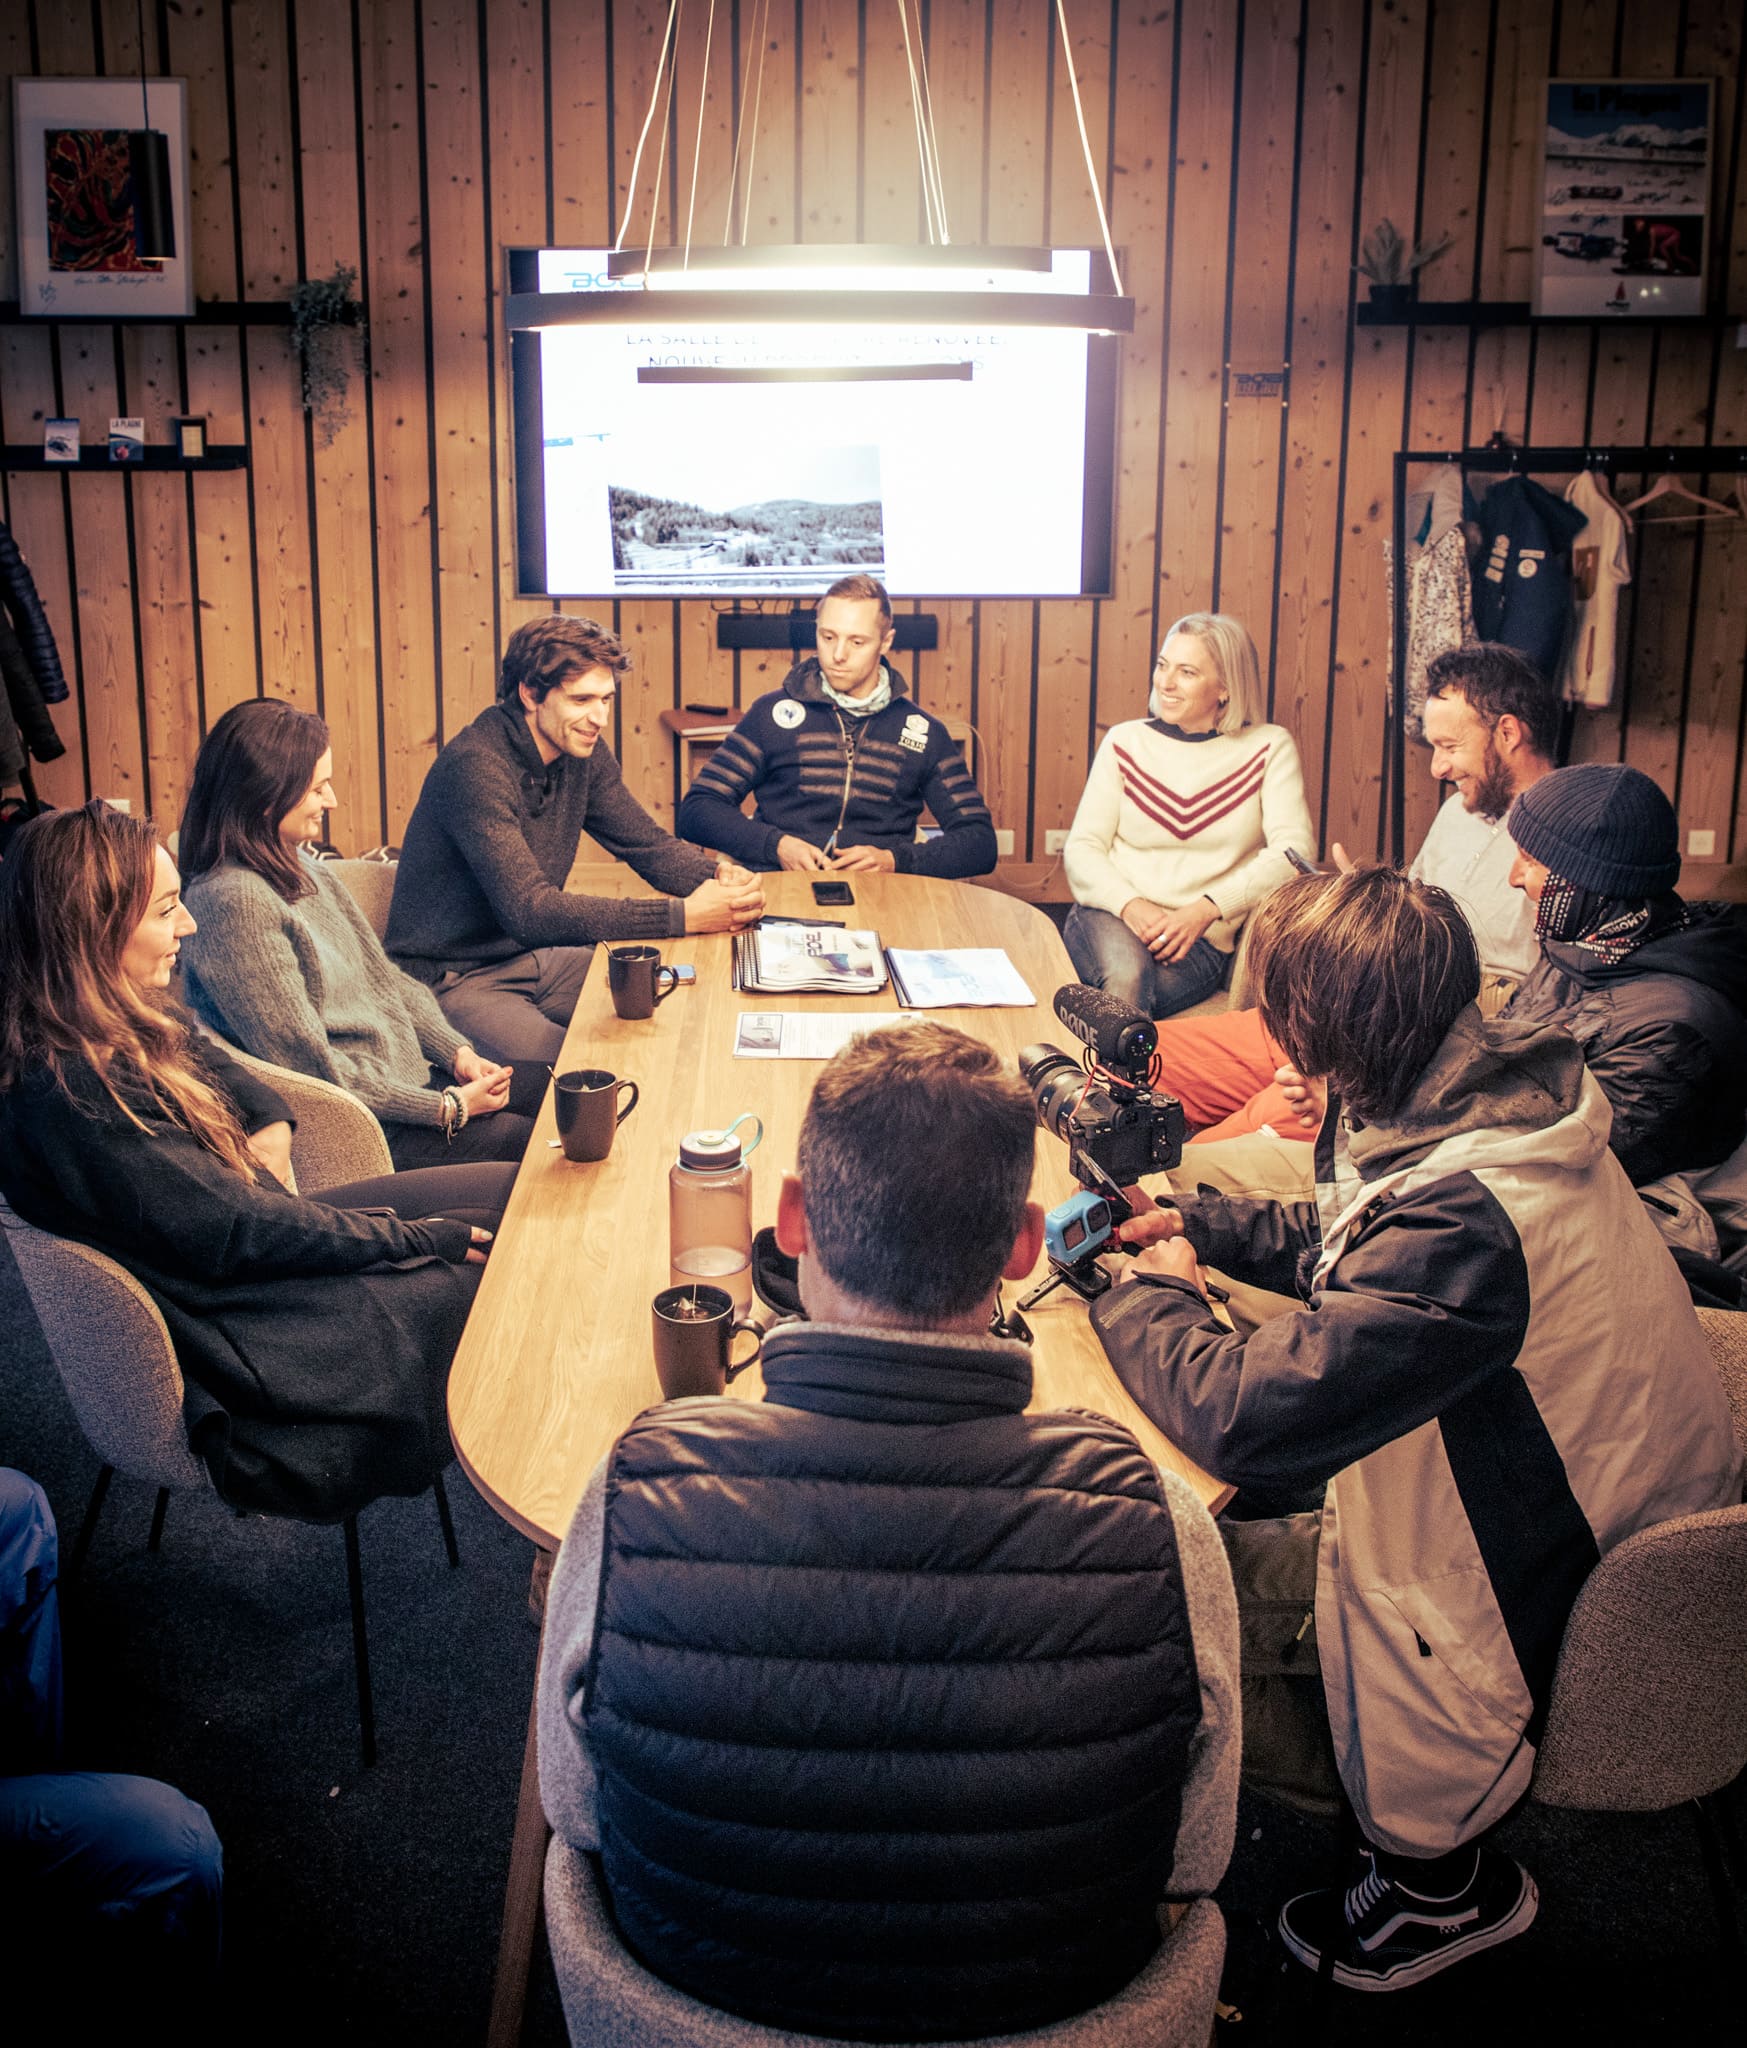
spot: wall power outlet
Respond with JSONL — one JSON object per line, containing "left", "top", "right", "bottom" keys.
{"left": 1044, "top": 828, "right": 1070, "bottom": 855}
{"left": 1687, "top": 828, "right": 1717, "bottom": 858}
{"left": 994, "top": 828, "right": 1015, "bottom": 856}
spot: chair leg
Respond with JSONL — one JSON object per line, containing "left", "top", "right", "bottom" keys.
{"left": 432, "top": 1470, "right": 460, "bottom": 1568}
{"left": 147, "top": 1487, "right": 171, "bottom": 1553}
{"left": 342, "top": 1515, "right": 377, "bottom": 1768}
{"left": 68, "top": 1465, "right": 114, "bottom": 1584}
{"left": 1694, "top": 1797, "right": 1745, "bottom": 1970}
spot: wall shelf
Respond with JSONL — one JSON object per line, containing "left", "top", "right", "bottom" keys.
{"left": 2, "top": 446, "right": 249, "bottom": 472}
{"left": 1357, "top": 298, "right": 1740, "bottom": 328}
{"left": 0, "top": 299, "right": 349, "bottom": 327}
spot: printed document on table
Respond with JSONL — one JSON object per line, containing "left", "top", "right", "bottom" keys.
{"left": 734, "top": 1012, "right": 918, "bottom": 1059}
{"left": 885, "top": 948, "right": 1035, "bottom": 1008}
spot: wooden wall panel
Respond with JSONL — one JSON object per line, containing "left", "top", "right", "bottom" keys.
{"left": 1325, "top": 0, "right": 1424, "bottom": 857}
{"left": 5, "top": 0, "right": 1746, "bottom": 893}
{"left": 360, "top": 0, "right": 444, "bottom": 831}
{"left": 610, "top": 0, "right": 681, "bottom": 827}
{"left": 297, "top": 0, "right": 386, "bottom": 850}
{"left": 170, "top": 0, "right": 259, "bottom": 732}
{"left": 1273, "top": 0, "right": 1363, "bottom": 849}
{"left": 1095, "top": 0, "right": 1173, "bottom": 744}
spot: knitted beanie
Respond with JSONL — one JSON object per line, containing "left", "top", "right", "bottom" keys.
{"left": 1506, "top": 763, "right": 1680, "bottom": 898}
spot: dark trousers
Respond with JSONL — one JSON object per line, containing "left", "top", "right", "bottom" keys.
{"left": 321, "top": 1161, "right": 518, "bottom": 1236}
{"left": 0, "top": 1470, "right": 224, "bottom": 1985}
{"left": 384, "top": 1062, "right": 546, "bottom": 1171}
{"left": 433, "top": 946, "right": 595, "bottom": 1067}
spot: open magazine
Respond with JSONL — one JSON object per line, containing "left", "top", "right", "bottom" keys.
{"left": 733, "top": 919, "right": 889, "bottom": 996}
{"left": 886, "top": 948, "right": 1035, "bottom": 1009}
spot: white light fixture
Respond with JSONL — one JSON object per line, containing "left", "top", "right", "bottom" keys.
{"left": 561, "top": 0, "right": 1134, "bottom": 340}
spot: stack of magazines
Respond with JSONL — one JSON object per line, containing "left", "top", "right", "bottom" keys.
{"left": 733, "top": 919, "right": 890, "bottom": 996}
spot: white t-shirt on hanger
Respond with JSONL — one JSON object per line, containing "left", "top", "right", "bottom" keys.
{"left": 1561, "top": 471, "right": 1632, "bottom": 710}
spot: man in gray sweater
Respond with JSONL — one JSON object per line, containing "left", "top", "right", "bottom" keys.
{"left": 387, "top": 617, "right": 764, "bottom": 1064}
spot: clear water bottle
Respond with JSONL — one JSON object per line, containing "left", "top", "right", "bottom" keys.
{"left": 669, "top": 1113, "right": 763, "bottom": 1314}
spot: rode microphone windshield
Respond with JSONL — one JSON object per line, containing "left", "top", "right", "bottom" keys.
{"left": 1051, "top": 984, "right": 1157, "bottom": 1075}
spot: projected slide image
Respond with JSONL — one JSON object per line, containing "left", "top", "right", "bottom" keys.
{"left": 607, "top": 446, "right": 883, "bottom": 591}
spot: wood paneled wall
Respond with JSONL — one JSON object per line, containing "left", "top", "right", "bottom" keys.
{"left": 4, "top": 0, "right": 1746, "bottom": 881}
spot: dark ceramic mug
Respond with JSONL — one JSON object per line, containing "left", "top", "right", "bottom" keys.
{"left": 553, "top": 1069, "right": 638, "bottom": 1163}
{"left": 652, "top": 1283, "right": 763, "bottom": 1399}
{"left": 608, "top": 945, "right": 679, "bottom": 1020}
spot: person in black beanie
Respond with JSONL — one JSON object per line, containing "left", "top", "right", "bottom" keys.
{"left": 1503, "top": 762, "right": 1747, "bottom": 1189}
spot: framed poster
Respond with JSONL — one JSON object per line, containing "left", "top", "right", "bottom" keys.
{"left": 1535, "top": 80, "right": 1713, "bottom": 318}
{"left": 12, "top": 76, "right": 193, "bottom": 318}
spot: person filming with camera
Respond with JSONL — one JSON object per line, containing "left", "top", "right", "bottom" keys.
{"left": 1085, "top": 865, "right": 1742, "bottom": 1992}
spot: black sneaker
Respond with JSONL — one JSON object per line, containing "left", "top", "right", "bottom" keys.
{"left": 1277, "top": 1846, "right": 1538, "bottom": 1990}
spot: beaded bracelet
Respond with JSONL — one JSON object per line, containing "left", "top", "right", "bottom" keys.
{"left": 440, "top": 1086, "right": 469, "bottom": 1140}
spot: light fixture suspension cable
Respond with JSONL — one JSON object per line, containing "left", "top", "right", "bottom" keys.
{"left": 893, "top": 0, "right": 947, "bottom": 244}
{"left": 735, "top": 0, "right": 773, "bottom": 244}
{"left": 723, "top": 0, "right": 765, "bottom": 244}
{"left": 135, "top": 0, "right": 151, "bottom": 126}
{"left": 909, "top": 0, "right": 950, "bottom": 243}
{"left": 682, "top": 0, "right": 720, "bottom": 266}
{"left": 644, "top": 21, "right": 681, "bottom": 279}
{"left": 614, "top": 0, "right": 680, "bottom": 254}
{"left": 1053, "top": 0, "right": 1123, "bottom": 293}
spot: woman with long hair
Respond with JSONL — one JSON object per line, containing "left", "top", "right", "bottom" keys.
{"left": 1062, "top": 612, "right": 1316, "bottom": 1017}
{"left": 0, "top": 803, "right": 510, "bottom": 1523}
{"left": 178, "top": 699, "right": 542, "bottom": 1167}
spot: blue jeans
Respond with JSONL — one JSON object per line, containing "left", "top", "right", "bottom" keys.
{"left": 0, "top": 1470, "right": 223, "bottom": 1980}
{"left": 1062, "top": 905, "right": 1231, "bottom": 1019}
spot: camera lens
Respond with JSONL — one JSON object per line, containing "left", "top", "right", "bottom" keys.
{"left": 1018, "top": 1043, "right": 1090, "bottom": 1142}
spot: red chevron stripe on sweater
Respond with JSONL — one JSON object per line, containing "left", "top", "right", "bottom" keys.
{"left": 1114, "top": 745, "right": 1270, "bottom": 839}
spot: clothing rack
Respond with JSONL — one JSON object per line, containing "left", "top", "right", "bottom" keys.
{"left": 1386, "top": 443, "right": 1747, "bottom": 862}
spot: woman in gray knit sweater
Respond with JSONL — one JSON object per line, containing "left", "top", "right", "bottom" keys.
{"left": 179, "top": 701, "right": 542, "bottom": 1167}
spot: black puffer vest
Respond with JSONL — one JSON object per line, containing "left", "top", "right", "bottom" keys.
{"left": 584, "top": 1326, "right": 1204, "bottom": 2042}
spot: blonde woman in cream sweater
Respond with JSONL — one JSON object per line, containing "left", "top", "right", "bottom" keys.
{"left": 1063, "top": 613, "right": 1315, "bottom": 1016}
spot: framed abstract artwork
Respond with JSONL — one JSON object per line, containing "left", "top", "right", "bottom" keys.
{"left": 12, "top": 76, "right": 193, "bottom": 318}
{"left": 1535, "top": 79, "right": 1714, "bottom": 318}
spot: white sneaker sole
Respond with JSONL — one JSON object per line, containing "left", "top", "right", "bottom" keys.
{"left": 1279, "top": 1868, "right": 1540, "bottom": 1991}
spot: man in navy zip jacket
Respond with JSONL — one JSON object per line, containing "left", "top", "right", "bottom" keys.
{"left": 537, "top": 1023, "right": 1239, "bottom": 2041}
{"left": 675, "top": 573, "right": 999, "bottom": 878}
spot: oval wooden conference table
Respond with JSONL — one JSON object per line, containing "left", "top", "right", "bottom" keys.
{"left": 451, "top": 870, "right": 1224, "bottom": 2048}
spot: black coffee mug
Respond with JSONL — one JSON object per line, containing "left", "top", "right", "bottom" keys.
{"left": 553, "top": 1069, "right": 638, "bottom": 1163}
{"left": 652, "top": 1284, "right": 763, "bottom": 1399}
{"left": 609, "top": 945, "right": 679, "bottom": 1020}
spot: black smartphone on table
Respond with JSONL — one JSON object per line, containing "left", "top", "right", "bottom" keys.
{"left": 812, "top": 879, "right": 855, "bottom": 906}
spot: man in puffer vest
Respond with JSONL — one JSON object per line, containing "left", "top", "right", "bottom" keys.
{"left": 1092, "top": 866, "right": 1745, "bottom": 1992}
{"left": 537, "top": 1021, "right": 1240, "bottom": 2041}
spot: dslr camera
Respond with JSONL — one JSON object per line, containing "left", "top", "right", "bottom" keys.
{"left": 1019, "top": 984, "right": 1186, "bottom": 1196}
{"left": 1014, "top": 987, "right": 1187, "bottom": 1310}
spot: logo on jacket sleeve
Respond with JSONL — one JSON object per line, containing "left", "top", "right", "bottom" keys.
{"left": 900, "top": 712, "right": 930, "bottom": 752}
{"left": 772, "top": 699, "right": 806, "bottom": 730}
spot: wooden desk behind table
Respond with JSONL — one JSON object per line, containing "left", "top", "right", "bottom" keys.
{"left": 450, "top": 871, "right": 1222, "bottom": 2048}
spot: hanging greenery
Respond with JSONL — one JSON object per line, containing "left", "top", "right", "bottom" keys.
{"left": 288, "top": 266, "right": 366, "bottom": 447}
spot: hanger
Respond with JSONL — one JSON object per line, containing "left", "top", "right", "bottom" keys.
{"left": 1620, "top": 460, "right": 1740, "bottom": 523}
{"left": 1575, "top": 453, "right": 1631, "bottom": 528}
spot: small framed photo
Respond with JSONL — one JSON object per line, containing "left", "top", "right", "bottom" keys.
{"left": 44, "top": 417, "right": 80, "bottom": 463}
{"left": 173, "top": 415, "right": 206, "bottom": 460}
{"left": 1535, "top": 80, "right": 1714, "bottom": 317}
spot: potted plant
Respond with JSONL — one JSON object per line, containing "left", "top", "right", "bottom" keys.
{"left": 288, "top": 265, "right": 366, "bottom": 447}
{"left": 1356, "top": 220, "right": 1453, "bottom": 314}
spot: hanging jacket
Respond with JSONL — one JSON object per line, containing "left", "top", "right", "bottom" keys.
{"left": 1386, "top": 465, "right": 1476, "bottom": 739}
{"left": 580, "top": 1326, "right": 1207, "bottom": 2041}
{"left": 1472, "top": 476, "right": 1588, "bottom": 683}
{"left": 675, "top": 656, "right": 997, "bottom": 877}
{"left": 1503, "top": 901, "right": 1747, "bottom": 1186}
{"left": 0, "top": 610, "right": 67, "bottom": 784}
{"left": 0, "top": 516, "right": 69, "bottom": 705}
{"left": 1091, "top": 1008, "right": 1744, "bottom": 1858}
